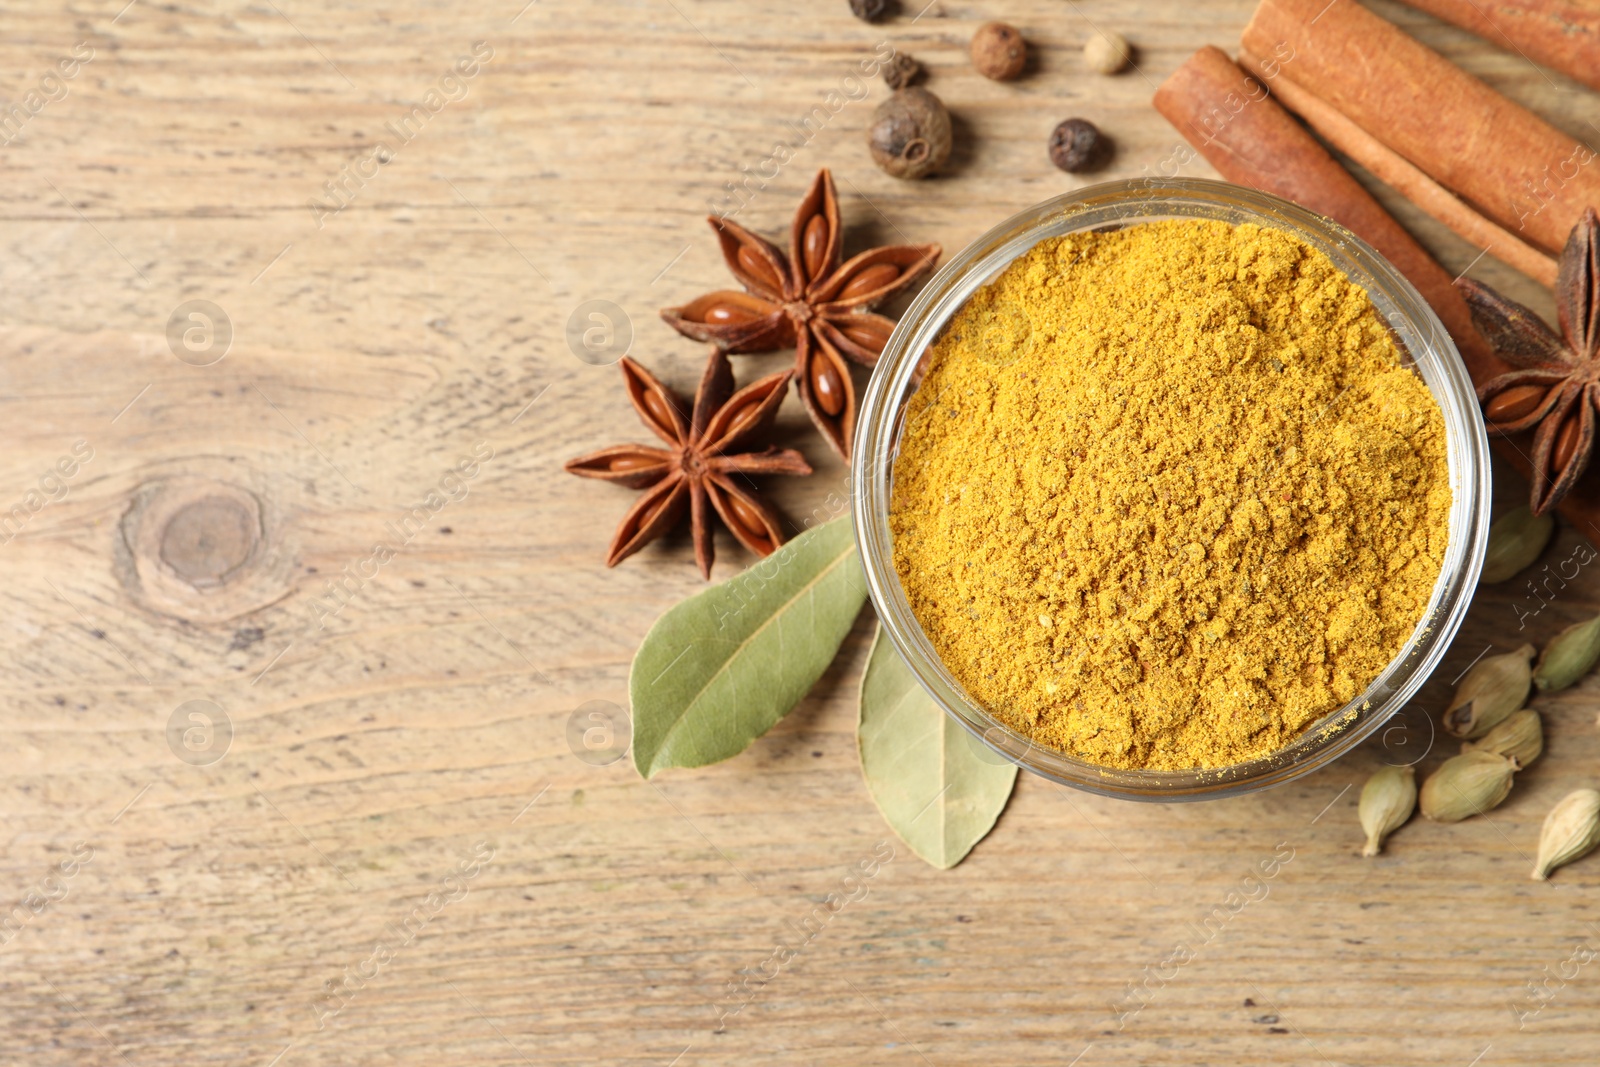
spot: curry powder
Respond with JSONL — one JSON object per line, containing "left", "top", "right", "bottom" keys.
{"left": 890, "top": 220, "right": 1451, "bottom": 771}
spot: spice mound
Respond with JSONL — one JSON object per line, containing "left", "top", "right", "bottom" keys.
{"left": 890, "top": 220, "right": 1451, "bottom": 771}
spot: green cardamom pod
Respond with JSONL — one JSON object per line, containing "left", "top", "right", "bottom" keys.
{"left": 1533, "top": 788, "right": 1600, "bottom": 880}
{"left": 1359, "top": 764, "right": 1416, "bottom": 856}
{"left": 1534, "top": 613, "right": 1600, "bottom": 693}
{"left": 1419, "top": 751, "right": 1517, "bottom": 823}
{"left": 1442, "top": 644, "right": 1534, "bottom": 739}
{"left": 1479, "top": 506, "right": 1555, "bottom": 584}
{"left": 1462, "top": 707, "right": 1543, "bottom": 768}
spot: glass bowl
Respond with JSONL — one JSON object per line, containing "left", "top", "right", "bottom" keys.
{"left": 851, "top": 178, "right": 1491, "bottom": 802}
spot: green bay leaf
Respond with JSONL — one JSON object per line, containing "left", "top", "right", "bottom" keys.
{"left": 858, "top": 624, "right": 1017, "bottom": 869}
{"left": 630, "top": 515, "right": 866, "bottom": 778}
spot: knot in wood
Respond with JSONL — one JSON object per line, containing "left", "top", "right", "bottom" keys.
{"left": 118, "top": 473, "right": 290, "bottom": 625}
{"left": 159, "top": 495, "right": 258, "bottom": 588}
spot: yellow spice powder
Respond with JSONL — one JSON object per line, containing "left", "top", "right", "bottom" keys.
{"left": 890, "top": 220, "right": 1451, "bottom": 771}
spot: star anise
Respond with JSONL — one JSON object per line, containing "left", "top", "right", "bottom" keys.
{"left": 1462, "top": 208, "right": 1600, "bottom": 515}
{"left": 565, "top": 349, "right": 812, "bottom": 579}
{"left": 660, "top": 168, "right": 941, "bottom": 460}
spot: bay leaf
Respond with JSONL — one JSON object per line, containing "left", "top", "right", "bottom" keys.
{"left": 857, "top": 624, "right": 1017, "bottom": 869}
{"left": 630, "top": 514, "right": 866, "bottom": 778}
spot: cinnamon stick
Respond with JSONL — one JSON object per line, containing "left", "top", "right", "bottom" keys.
{"left": 1236, "top": 46, "right": 1559, "bottom": 286}
{"left": 1242, "top": 0, "right": 1600, "bottom": 256}
{"left": 1397, "top": 0, "right": 1600, "bottom": 94}
{"left": 1153, "top": 47, "right": 1600, "bottom": 536}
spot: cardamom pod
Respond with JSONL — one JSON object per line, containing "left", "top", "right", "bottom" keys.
{"left": 1532, "top": 788, "right": 1600, "bottom": 880}
{"left": 1442, "top": 644, "right": 1534, "bottom": 739}
{"left": 1419, "top": 751, "right": 1517, "bottom": 823}
{"left": 1359, "top": 765, "right": 1416, "bottom": 856}
{"left": 1479, "top": 505, "right": 1555, "bottom": 584}
{"left": 1534, "top": 613, "right": 1600, "bottom": 693}
{"left": 1462, "top": 707, "right": 1544, "bottom": 768}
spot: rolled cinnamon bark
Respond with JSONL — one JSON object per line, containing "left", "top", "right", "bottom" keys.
{"left": 1397, "top": 0, "right": 1600, "bottom": 93}
{"left": 1238, "top": 46, "right": 1559, "bottom": 287}
{"left": 1242, "top": 0, "right": 1600, "bottom": 256}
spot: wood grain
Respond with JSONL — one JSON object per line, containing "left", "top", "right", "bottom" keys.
{"left": 1, "top": 1, "right": 1598, "bottom": 1064}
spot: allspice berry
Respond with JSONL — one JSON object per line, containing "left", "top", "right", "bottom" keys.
{"left": 971, "top": 21, "right": 1027, "bottom": 81}
{"left": 849, "top": 0, "right": 889, "bottom": 22}
{"left": 1049, "top": 118, "right": 1109, "bottom": 173}
{"left": 868, "top": 87, "right": 952, "bottom": 180}
{"left": 1084, "top": 31, "right": 1132, "bottom": 74}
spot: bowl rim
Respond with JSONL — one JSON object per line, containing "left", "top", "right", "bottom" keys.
{"left": 850, "top": 177, "right": 1492, "bottom": 801}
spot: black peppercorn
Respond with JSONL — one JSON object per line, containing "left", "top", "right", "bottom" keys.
{"left": 850, "top": 0, "right": 889, "bottom": 22}
{"left": 1049, "top": 118, "right": 1109, "bottom": 173}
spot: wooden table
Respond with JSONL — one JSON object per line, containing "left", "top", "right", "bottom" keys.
{"left": 2, "top": 0, "right": 1596, "bottom": 1063}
